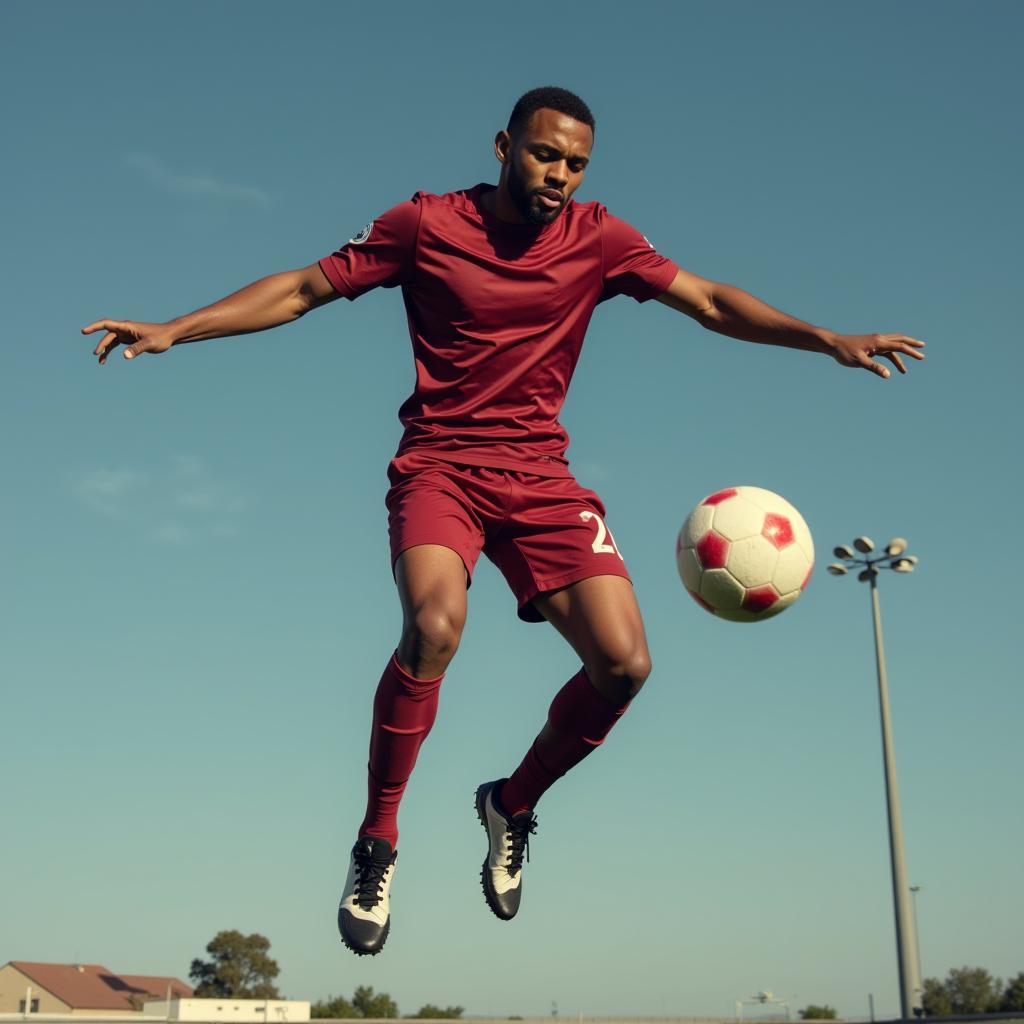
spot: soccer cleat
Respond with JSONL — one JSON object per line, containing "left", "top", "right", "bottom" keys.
{"left": 475, "top": 779, "right": 537, "bottom": 921}
{"left": 338, "top": 836, "right": 397, "bottom": 956}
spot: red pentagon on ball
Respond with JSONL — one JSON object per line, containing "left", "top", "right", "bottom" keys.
{"left": 702, "top": 488, "right": 738, "bottom": 506}
{"left": 742, "top": 584, "right": 780, "bottom": 613}
{"left": 695, "top": 530, "right": 729, "bottom": 569}
{"left": 762, "top": 513, "right": 795, "bottom": 550}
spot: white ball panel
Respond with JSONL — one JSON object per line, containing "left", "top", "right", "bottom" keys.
{"left": 738, "top": 485, "right": 814, "bottom": 561}
{"left": 676, "top": 546, "right": 703, "bottom": 595}
{"left": 716, "top": 605, "right": 763, "bottom": 623}
{"left": 711, "top": 496, "right": 764, "bottom": 541}
{"left": 726, "top": 535, "right": 779, "bottom": 588}
{"left": 737, "top": 485, "right": 795, "bottom": 515}
{"left": 766, "top": 589, "right": 799, "bottom": 615}
{"left": 774, "top": 543, "right": 812, "bottom": 594}
{"left": 700, "top": 568, "right": 745, "bottom": 611}
{"left": 680, "top": 504, "right": 715, "bottom": 548}
{"left": 788, "top": 511, "right": 814, "bottom": 561}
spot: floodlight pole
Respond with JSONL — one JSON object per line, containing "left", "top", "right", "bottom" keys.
{"left": 828, "top": 539, "right": 923, "bottom": 1022}
{"left": 868, "top": 571, "right": 922, "bottom": 1021}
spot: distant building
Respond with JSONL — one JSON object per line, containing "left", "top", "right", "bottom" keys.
{"left": 143, "top": 999, "right": 310, "bottom": 1023}
{"left": 0, "top": 963, "right": 192, "bottom": 1016}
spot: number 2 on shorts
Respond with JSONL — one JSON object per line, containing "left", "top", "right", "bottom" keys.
{"left": 579, "top": 510, "right": 624, "bottom": 560}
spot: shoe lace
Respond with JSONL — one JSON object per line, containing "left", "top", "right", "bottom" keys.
{"left": 506, "top": 814, "right": 537, "bottom": 875}
{"left": 352, "top": 847, "right": 389, "bottom": 910}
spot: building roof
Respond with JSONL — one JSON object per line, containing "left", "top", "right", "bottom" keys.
{"left": 10, "top": 962, "right": 193, "bottom": 1011}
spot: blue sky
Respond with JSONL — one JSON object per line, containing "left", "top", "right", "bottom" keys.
{"left": 2, "top": 0, "right": 1022, "bottom": 1017}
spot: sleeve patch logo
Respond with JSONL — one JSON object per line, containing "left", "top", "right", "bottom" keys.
{"left": 348, "top": 222, "right": 374, "bottom": 245}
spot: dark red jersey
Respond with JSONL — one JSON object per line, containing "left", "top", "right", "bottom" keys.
{"left": 319, "top": 184, "right": 678, "bottom": 476}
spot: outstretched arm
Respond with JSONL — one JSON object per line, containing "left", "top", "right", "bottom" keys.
{"left": 82, "top": 262, "right": 339, "bottom": 365}
{"left": 655, "top": 269, "right": 925, "bottom": 379}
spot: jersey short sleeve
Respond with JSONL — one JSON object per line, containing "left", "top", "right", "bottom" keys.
{"left": 318, "top": 196, "right": 422, "bottom": 300}
{"left": 600, "top": 212, "right": 679, "bottom": 303}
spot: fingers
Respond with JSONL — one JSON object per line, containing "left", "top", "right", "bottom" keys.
{"left": 879, "top": 333, "right": 926, "bottom": 360}
{"left": 861, "top": 334, "right": 926, "bottom": 379}
{"left": 98, "top": 336, "right": 115, "bottom": 364}
{"left": 881, "top": 333, "right": 925, "bottom": 349}
{"left": 81, "top": 319, "right": 123, "bottom": 336}
{"left": 96, "top": 330, "right": 125, "bottom": 364}
{"left": 83, "top": 319, "right": 145, "bottom": 364}
{"left": 886, "top": 352, "right": 908, "bottom": 374}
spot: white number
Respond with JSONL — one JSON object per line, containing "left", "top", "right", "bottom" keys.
{"left": 579, "top": 510, "right": 623, "bottom": 560}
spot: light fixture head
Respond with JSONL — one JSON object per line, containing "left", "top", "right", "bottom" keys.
{"left": 858, "top": 568, "right": 877, "bottom": 582}
{"left": 885, "top": 537, "right": 908, "bottom": 557}
{"left": 854, "top": 536, "right": 875, "bottom": 553}
{"left": 827, "top": 563, "right": 849, "bottom": 576}
{"left": 892, "top": 559, "right": 915, "bottom": 573}
{"left": 833, "top": 544, "right": 854, "bottom": 559}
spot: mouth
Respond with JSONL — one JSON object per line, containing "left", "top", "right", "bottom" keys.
{"left": 534, "top": 189, "right": 564, "bottom": 210}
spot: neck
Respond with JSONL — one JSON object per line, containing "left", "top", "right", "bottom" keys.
{"left": 482, "top": 181, "right": 528, "bottom": 224}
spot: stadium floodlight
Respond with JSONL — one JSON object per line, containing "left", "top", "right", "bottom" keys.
{"left": 829, "top": 532, "right": 922, "bottom": 1021}
{"left": 827, "top": 563, "right": 849, "bottom": 576}
{"left": 833, "top": 544, "right": 854, "bottom": 559}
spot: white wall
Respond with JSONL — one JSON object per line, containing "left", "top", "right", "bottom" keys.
{"left": 142, "top": 1001, "right": 309, "bottom": 1024}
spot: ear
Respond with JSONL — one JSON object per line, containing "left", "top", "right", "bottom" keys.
{"left": 493, "top": 129, "right": 511, "bottom": 164}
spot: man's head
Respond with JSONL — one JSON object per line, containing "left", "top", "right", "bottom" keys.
{"left": 494, "top": 86, "right": 595, "bottom": 225}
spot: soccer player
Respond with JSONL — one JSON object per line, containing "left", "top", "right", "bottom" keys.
{"left": 83, "top": 86, "right": 924, "bottom": 956}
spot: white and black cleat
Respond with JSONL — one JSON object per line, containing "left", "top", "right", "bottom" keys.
{"left": 475, "top": 779, "right": 537, "bottom": 921}
{"left": 338, "top": 836, "right": 397, "bottom": 956}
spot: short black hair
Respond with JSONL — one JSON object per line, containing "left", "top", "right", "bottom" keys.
{"left": 507, "top": 86, "right": 595, "bottom": 137}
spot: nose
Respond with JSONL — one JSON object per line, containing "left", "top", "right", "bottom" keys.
{"left": 545, "top": 160, "right": 569, "bottom": 189}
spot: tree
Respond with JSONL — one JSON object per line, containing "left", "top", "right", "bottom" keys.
{"left": 922, "top": 978, "right": 951, "bottom": 1017}
{"left": 922, "top": 967, "right": 1004, "bottom": 1015}
{"left": 407, "top": 1006, "right": 464, "bottom": 1019}
{"left": 1002, "top": 972, "right": 1024, "bottom": 1012}
{"left": 352, "top": 986, "right": 399, "bottom": 1019}
{"left": 189, "top": 930, "right": 281, "bottom": 998}
{"left": 312, "top": 996, "right": 360, "bottom": 1019}
{"left": 798, "top": 1007, "right": 837, "bottom": 1020}
{"left": 944, "top": 966, "right": 1003, "bottom": 1013}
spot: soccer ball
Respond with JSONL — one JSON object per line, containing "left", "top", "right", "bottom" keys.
{"left": 676, "top": 486, "right": 814, "bottom": 622}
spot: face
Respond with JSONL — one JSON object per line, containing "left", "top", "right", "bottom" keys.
{"left": 497, "top": 108, "right": 593, "bottom": 224}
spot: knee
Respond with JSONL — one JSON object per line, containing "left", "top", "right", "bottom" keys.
{"left": 587, "top": 645, "right": 652, "bottom": 702}
{"left": 399, "top": 604, "right": 465, "bottom": 675}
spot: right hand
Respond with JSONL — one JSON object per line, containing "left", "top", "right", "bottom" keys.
{"left": 81, "top": 319, "right": 176, "bottom": 365}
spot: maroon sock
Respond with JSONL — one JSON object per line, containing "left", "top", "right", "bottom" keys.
{"left": 500, "top": 667, "right": 630, "bottom": 817}
{"left": 357, "top": 653, "right": 443, "bottom": 847}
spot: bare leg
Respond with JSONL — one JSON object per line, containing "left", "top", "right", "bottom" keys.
{"left": 339, "top": 544, "right": 471, "bottom": 955}
{"left": 394, "top": 543, "right": 469, "bottom": 678}
{"left": 500, "top": 575, "right": 651, "bottom": 815}
{"left": 358, "top": 544, "right": 469, "bottom": 845}
{"left": 532, "top": 574, "right": 651, "bottom": 704}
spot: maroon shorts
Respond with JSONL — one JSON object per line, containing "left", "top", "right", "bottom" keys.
{"left": 385, "top": 452, "right": 632, "bottom": 622}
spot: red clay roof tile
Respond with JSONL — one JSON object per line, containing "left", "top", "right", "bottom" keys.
{"left": 10, "top": 962, "right": 193, "bottom": 1011}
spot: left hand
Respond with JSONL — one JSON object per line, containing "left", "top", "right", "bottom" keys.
{"left": 827, "top": 332, "right": 926, "bottom": 379}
